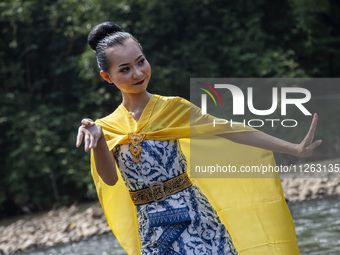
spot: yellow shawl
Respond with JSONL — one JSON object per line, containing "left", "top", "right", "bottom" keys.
{"left": 91, "top": 94, "right": 300, "bottom": 255}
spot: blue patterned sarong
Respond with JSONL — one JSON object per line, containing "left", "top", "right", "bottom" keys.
{"left": 114, "top": 140, "right": 237, "bottom": 255}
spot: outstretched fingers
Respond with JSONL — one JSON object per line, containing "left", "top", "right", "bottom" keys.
{"left": 84, "top": 133, "right": 91, "bottom": 152}
{"left": 307, "top": 139, "right": 323, "bottom": 151}
{"left": 299, "top": 113, "right": 322, "bottom": 156}
{"left": 76, "top": 118, "right": 96, "bottom": 149}
{"left": 304, "top": 113, "right": 318, "bottom": 145}
{"left": 89, "top": 133, "right": 96, "bottom": 150}
{"left": 76, "top": 128, "right": 84, "bottom": 147}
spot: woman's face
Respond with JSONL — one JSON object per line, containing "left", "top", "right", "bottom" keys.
{"left": 100, "top": 40, "right": 151, "bottom": 95}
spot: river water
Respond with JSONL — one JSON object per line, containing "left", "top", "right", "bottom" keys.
{"left": 20, "top": 197, "right": 340, "bottom": 255}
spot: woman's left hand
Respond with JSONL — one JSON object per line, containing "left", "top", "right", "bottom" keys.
{"left": 294, "top": 113, "right": 322, "bottom": 157}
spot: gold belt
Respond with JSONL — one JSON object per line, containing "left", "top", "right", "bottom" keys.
{"left": 129, "top": 172, "right": 192, "bottom": 206}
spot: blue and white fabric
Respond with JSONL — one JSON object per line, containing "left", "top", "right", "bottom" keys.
{"left": 114, "top": 139, "right": 237, "bottom": 255}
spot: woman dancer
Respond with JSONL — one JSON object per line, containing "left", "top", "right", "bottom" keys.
{"left": 76, "top": 21, "right": 321, "bottom": 255}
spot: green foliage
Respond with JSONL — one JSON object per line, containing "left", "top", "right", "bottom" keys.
{"left": 256, "top": 49, "right": 307, "bottom": 77}
{"left": 0, "top": 0, "right": 339, "bottom": 217}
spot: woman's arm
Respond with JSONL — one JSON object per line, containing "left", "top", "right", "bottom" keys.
{"left": 76, "top": 118, "right": 118, "bottom": 186}
{"left": 218, "top": 113, "right": 322, "bottom": 157}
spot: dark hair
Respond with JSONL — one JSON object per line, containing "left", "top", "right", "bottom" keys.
{"left": 87, "top": 21, "right": 140, "bottom": 72}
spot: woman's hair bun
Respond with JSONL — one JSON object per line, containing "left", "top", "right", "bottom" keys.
{"left": 87, "top": 21, "right": 123, "bottom": 51}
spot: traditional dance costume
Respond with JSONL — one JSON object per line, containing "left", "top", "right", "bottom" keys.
{"left": 91, "top": 95, "right": 300, "bottom": 255}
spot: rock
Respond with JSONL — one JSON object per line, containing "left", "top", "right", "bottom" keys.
{"left": 280, "top": 176, "right": 340, "bottom": 202}
{"left": 22, "top": 239, "right": 36, "bottom": 250}
{"left": 0, "top": 202, "right": 111, "bottom": 254}
{"left": 92, "top": 206, "right": 104, "bottom": 219}
{"left": 82, "top": 225, "right": 98, "bottom": 238}
{"left": 335, "top": 185, "right": 340, "bottom": 195}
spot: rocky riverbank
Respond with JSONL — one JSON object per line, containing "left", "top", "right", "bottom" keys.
{"left": 0, "top": 204, "right": 111, "bottom": 255}
{"left": 1, "top": 176, "right": 339, "bottom": 254}
{"left": 280, "top": 159, "right": 340, "bottom": 202}
{"left": 281, "top": 177, "right": 340, "bottom": 202}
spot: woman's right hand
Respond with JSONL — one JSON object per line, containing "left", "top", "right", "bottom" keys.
{"left": 76, "top": 118, "right": 103, "bottom": 152}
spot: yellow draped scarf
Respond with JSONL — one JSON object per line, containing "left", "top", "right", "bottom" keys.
{"left": 91, "top": 94, "right": 300, "bottom": 255}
